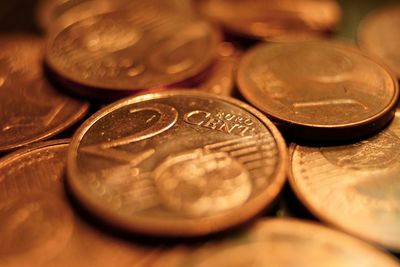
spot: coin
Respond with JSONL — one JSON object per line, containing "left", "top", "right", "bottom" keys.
{"left": 0, "top": 36, "right": 89, "bottom": 152}
{"left": 289, "top": 110, "right": 400, "bottom": 252}
{"left": 358, "top": 4, "right": 400, "bottom": 79}
{"left": 150, "top": 218, "right": 400, "bottom": 267}
{"left": 196, "top": 0, "right": 341, "bottom": 41}
{"left": 45, "top": 8, "right": 220, "bottom": 99}
{"left": 0, "top": 140, "right": 160, "bottom": 267}
{"left": 237, "top": 41, "right": 399, "bottom": 141}
{"left": 67, "top": 90, "right": 287, "bottom": 236}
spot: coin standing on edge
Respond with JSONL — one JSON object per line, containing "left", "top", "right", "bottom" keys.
{"left": 0, "top": 36, "right": 89, "bottom": 152}
{"left": 151, "top": 219, "right": 400, "bottom": 267}
{"left": 67, "top": 90, "right": 287, "bottom": 237}
{"left": 237, "top": 41, "right": 399, "bottom": 141}
{"left": 289, "top": 110, "right": 400, "bottom": 252}
{"left": 358, "top": 4, "right": 400, "bottom": 79}
{"left": 0, "top": 140, "right": 159, "bottom": 267}
{"left": 45, "top": 8, "right": 220, "bottom": 99}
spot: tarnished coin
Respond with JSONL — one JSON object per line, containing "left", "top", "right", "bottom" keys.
{"left": 151, "top": 218, "right": 400, "bottom": 267}
{"left": 0, "top": 36, "right": 88, "bottom": 152}
{"left": 196, "top": 0, "right": 341, "bottom": 41}
{"left": 46, "top": 9, "right": 220, "bottom": 99}
{"left": 289, "top": 110, "right": 400, "bottom": 252}
{"left": 358, "top": 4, "right": 400, "bottom": 78}
{"left": 67, "top": 90, "right": 287, "bottom": 236}
{"left": 0, "top": 140, "right": 159, "bottom": 267}
{"left": 237, "top": 41, "right": 398, "bottom": 141}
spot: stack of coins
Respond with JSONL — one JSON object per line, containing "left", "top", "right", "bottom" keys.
{"left": 0, "top": 0, "right": 399, "bottom": 266}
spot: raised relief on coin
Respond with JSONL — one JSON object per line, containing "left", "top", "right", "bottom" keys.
{"left": 0, "top": 36, "right": 88, "bottom": 152}
{"left": 46, "top": 9, "right": 219, "bottom": 95}
{"left": 67, "top": 91, "right": 287, "bottom": 236}
{"left": 358, "top": 4, "right": 400, "bottom": 78}
{"left": 290, "top": 112, "right": 400, "bottom": 251}
{"left": 237, "top": 41, "right": 398, "bottom": 140}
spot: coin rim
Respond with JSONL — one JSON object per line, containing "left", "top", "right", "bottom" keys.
{"left": 67, "top": 89, "right": 288, "bottom": 236}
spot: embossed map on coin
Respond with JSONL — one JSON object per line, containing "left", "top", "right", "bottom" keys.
{"left": 67, "top": 91, "right": 287, "bottom": 236}
{"left": 290, "top": 111, "right": 400, "bottom": 252}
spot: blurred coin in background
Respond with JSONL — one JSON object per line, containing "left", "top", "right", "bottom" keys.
{"left": 237, "top": 41, "right": 398, "bottom": 141}
{"left": 0, "top": 36, "right": 88, "bottom": 152}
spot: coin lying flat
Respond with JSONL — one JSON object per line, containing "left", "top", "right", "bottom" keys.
{"left": 151, "top": 218, "right": 400, "bottom": 267}
{"left": 46, "top": 8, "right": 220, "bottom": 99}
{"left": 67, "top": 90, "right": 287, "bottom": 236}
{"left": 0, "top": 36, "right": 88, "bottom": 152}
{"left": 289, "top": 110, "right": 400, "bottom": 252}
{"left": 196, "top": 0, "right": 341, "bottom": 41}
{"left": 358, "top": 4, "right": 400, "bottom": 78}
{"left": 0, "top": 140, "right": 159, "bottom": 267}
{"left": 237, "top": 41, "right": 398, "bottom": 141}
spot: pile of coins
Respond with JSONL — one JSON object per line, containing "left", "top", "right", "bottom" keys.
{"left": 0, "top": 0, "right": 399, "bottom": 266}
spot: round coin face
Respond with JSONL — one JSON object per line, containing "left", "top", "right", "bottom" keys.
{"left": 0, "top": 36, "right": 88, "bottom": 152}
{"left": 358, "top": 4, "right": 400, "bottom": 79}
{"left": 237, "top": 41, "right": 398, "bottom": 141}
{"left": 151, "top": 218, "right": 400, "bottom": 267}
{"left": 0, "top": 140, "right": 158, "bottom": 267}
{"left": 46, "top": 10, "right": 219, "bottom": 98}
{"left": 67, "top": 90, "right": 287, "bottom": 236}
{"left": 290, "top": 110, "right": 400, "bottom": 252}
{"left": 196, "top": 0, "right": 341, "bottom": 40}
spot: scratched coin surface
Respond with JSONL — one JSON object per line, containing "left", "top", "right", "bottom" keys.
{"left": 0, "top": 140, "right": 159, "bottom": 267}
{"left": 46, "top": 9, "right": 219, "bottom": 98}
{"left": 0, "top": 36, "right": 88, "bottom": 152}
{"left": 237, "top": 41, "right": 398, "bottom": 141}
{"left": 290, "top": 110, "right": 400, "bottom": 252}
{"left": 358, "top": 4, "right": 400, "bottom": 78}
{"left": 196, "top": 0, "right": 341, "bottom": 40}
{"left": 67, "top": 90, "right": 287, "bottom": 236}
{"left": 151, "top": 219, "right": 400, "bottom": 267}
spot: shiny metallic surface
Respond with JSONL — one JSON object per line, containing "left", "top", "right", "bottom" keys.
{"left": 290, "top": 110, "right": 400, "bottom": 252}
{"left": 237, "top": 41, "right": 398, "bottom": 141}
{"left": 0, "top": 140, "right": 158, "bottom": 267}
{"left": 358, "top": 4, "right": 400, "bottom": 78}
{"left": 151, "top": 219, "right": 400, "bottom": 267}
{"left": 0, "top": 36, "right": 89, "bottom": 152}
{"left": 67, "top": 90, "right": 287, "bottom": 236}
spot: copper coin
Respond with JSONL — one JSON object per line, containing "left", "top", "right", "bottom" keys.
{"left": 45, "top": 8, "right": 220, "bottom": 99}
{"left": 0, "top": 36, "right": 88, "bottom": 152}
{"left": 150, "top": 218, "right": 400, "bottom": 267}
{"left": 358, "top": 4, "right": 400, "bottom": 79}
{"left": 196, "top": 0, "right": 341, "bottom": 41}
{"left": 237, "top": 41, "right": 399, "bottom": 141}
{"left": 289, "top": 110, "right": 400, "bottom": 252}
{"left": 67, "top": 90, "right": 287, "bottom": 236}
{"left": 0, "top": 140, "right": 160, "bottom": 267}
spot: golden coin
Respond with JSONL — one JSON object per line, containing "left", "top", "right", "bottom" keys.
{"left": 196, "top": 0, "right": 341, "bottom": 41}
{"left": 151, "top": 218, "right": 400, "bottom": 267}
{"left": 358, "top": 4, "right": 400, "bottom": 78}
{"left": 0, "top": 140, "right": 159, "bottom": 267}
{"left": 67, "top": 90, "right": 287, "bottom": 236}
{"left": 289, "top": 110, "right": 400, "bottom": 252}
{"left": 0, "top": 36, "right": 88, "bottom": 152}
{"left": 45, "top": 8, "right": 219, "bottom": 99}
{"left": 237, "top": 41, "right": 398, "bottom": 141}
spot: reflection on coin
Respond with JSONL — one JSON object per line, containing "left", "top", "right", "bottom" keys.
{"left": 358, "top": 4, "right": 400, "bottom": 78}
{"left": 0, "top": 36, "right": 88, "bottom": 152}
{"left": 237, "top": 41, "right": 398, "bottom": 141}
{"left": 67, "top": 90, "right": 287, "bottom": 236}
{"left": 196, "top": 0, "right": 341, "bottom": 40}
{"left": 289, "top": 111, "right": 400, "bottom": 252}
{"left": 0, "top": 140, "right": 158, "bottom": 267}
{"left": 151, "top": 219, "right": 400, "bottom": 267}
{"left": 46, "top": 9, "right": 219, "bottom": 99}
